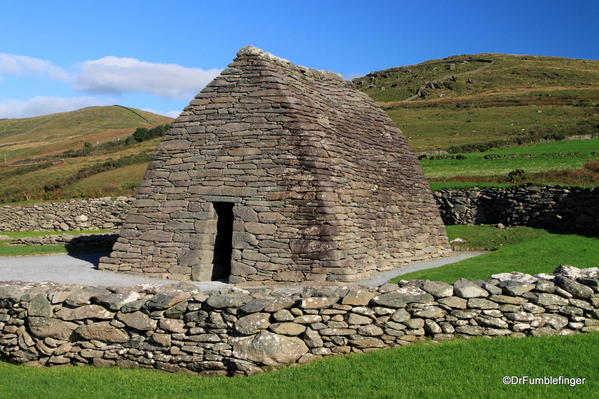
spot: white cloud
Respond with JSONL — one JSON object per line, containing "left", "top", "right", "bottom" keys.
{"left": 142, "top": 108, "right": 180, "bottom": 119}
{"left": 0, "top": 53, "right": 68, "bottom": 80}
{"left": 0, "top": 96, "right": 107, "bottom": 118}
{"left": 74, "top": 56, "right": 222, "bottom": 98}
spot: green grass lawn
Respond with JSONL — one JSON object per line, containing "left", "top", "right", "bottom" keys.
{"left": 393, "top": 225, "right": 599, "bottom": 283}
{"left": 422, "top": 139, "right": 599, "bottom": 179}
{"left": 0, "top": 229, "right": 112, "bottom": 256}
{"left": 0, "top": 334, "right": 596, "bottom": 399}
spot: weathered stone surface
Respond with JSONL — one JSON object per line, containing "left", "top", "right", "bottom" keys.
{"left": 269, "top": 322, "right": 306, "bottom": 336}
{"left": 454, "top": 280, "right": 488, "bottom": 298}
{"left": 455, "top": 325, "right": 484, "bottom": 335}
{"left": 342, "top": 290, "right": 376, "bottom": 306}
{"left": 230, "top": 331, "right": 308, "bottom": 366}
{"left": 412, "top": 306, "right": 446, "bottom": 319}
{"left": 27, "top": 317, "right": 77, "bottom": 340}
{"left": 207, "top": 293, "right": 253, "bottom": 309}
{"left": 159, "top": 318, "right": 185, "bottom": 333}
{"left": 468, "top": 298, "right": 499, "bottom": 309}
{"left": 303, "top": 328, "right": 324, "bottom": 348}
{"left": 117, "top": 311, "right": 156, "bottom": 331}
{"left": 75, "top": 322, "right": 129, "bottom": 343}
{"left": 56, "top": 305, "right": 114, "bottom": 321}
{"left": 93, "top": 292, "right": 141, "bottom": 311}
{"left": 531, "top": 293, "right": 569, "bottom": 306}
{"left": 357, "top": 324, "right": 383, "bottom": 336}
{"left": 554, "top": 276, "right": 594, "bottom": 299}
{"left": 498, "top": 281, "right": 535, "bottom": 296}
{"left": 146, "top": 291, "right": 191, "bottom": 310}
{"left": 300, "top": 297, "right": 339, "bottom": 309}
{"left": 347, "top": 313, "right": 373, "bottom": 325}
{"left": 235, "top": 313, "right": 270, "bottom": 335}
{"left": 28, "top": 295, "right": 53, "bottom": 317}
{"left": 422, "top": 281, "right": 453, "bottom": 298}
{"left": 438, "top": 296, "right": 467, "bottom": 309}
{"left": 372, "top": 289, "right": 434, "bottom": 308}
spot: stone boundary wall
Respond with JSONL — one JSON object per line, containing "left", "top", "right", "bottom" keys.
{"left": 1, "top": 266, "right": 597, "bottom": 376}
{"left": 0, "top": 197, "right": 133, "bottom": 232}
{"left": 435, "top": 185, "right": 599, "bottom": 234}
{"left": 0, "top": 185, "right": 596, "bottom": 235}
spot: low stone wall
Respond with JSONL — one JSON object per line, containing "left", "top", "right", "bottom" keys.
{"left": 0, "top": 185, "right": 596, "bottom": 235}
{"left": 1, "top": 265, "right": 597, "bottom": 376}
{"left": 0, "top": 197, "right": 133, "bottom": 232}
{"left": 435, "top": 185, "right": 599, "bottom": 234}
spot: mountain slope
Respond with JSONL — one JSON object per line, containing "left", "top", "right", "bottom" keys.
{"left": 354, "top": 53, "right": 599, "bottom": 151}
{"left": 0, "top": 106, "right": 172, "bottom": 162}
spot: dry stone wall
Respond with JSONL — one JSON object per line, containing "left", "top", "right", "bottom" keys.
{"left": 1, "top": 265, "right": 597, "bottom": 376}
{"left": 436, "top": 185, "right": 599, "bottom": 234}
{"left": 0, "top": 185, "right": 595, "bottom": 237}
{"left": 0, "top": 197, "right": 132, "bottom": 232}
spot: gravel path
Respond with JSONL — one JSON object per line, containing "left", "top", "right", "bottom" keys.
{"left": 359, "top": 251, "right": 487, "bottom": 287}
{"left": 0, "top": 253, "right": 227, "bottom": 290}
{"left": 0, "top": 251, "right": 487, "bottom": 288}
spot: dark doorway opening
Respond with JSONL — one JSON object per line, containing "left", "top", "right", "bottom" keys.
{"left": 212, "top": 202, "right": 234, "bottom": 281}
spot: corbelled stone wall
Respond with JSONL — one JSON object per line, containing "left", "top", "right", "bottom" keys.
{"left": 99, "top": 46, "right": 449, "bottom": 282}
{"left": 0, "top": 197, "right": 132, "bottom": 232}
{"left": 436, "top": 185, "right": 599, "bottom": 234}
{"left": 1, "top": 266, "right": 597, "bottom": 376}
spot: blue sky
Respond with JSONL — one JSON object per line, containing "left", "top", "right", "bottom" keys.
{"left": 1, "top": 0, "right": 597, "bottom": 118}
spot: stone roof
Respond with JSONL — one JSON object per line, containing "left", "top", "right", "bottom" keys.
{"left": 99, "top": 46, "right": 450, "bottom": 283}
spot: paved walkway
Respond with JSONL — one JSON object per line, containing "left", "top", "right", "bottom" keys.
{"left": 0, "top": 253, "right": 227, "bottom": 290}
{"left": 0, "top": 251, "right": 487, "bottom": 288}
{"left": 359, "top": 251, "right": 487, "bottom": 287}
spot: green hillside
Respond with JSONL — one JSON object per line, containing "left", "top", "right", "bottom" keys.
{"left": 0, "top": 106, "right": 172, "bottom": 202}
{"left": 354, "top": 53, "right": 599, "bottom": 152}
{"left": 0, "top": 105, "right": 172, "bottom": 162}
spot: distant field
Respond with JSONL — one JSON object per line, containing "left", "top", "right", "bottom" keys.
{"left": 355, "top": 54, "right": 599, "bottom": 152}
{"left": 422, "top": 139, "right": 599, "bottom": 179}
{"left": 0, "top": 106, "right": 171, "bottom": 162}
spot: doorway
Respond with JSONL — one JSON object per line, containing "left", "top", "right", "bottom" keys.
{"left": 211, "top": 202, "right": 234, "bottom": 280}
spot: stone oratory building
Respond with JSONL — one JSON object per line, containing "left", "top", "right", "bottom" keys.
{"left": 99, "top": 46, "right": 450, "bottom": 283}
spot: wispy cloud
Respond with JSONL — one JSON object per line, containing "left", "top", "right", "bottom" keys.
{"left": 0, "top": 96, "right": 107, "bottom": 118}
{"left": 73, "top": 56, "right": 222, "bottom": 98}
{"left": 142, "top": 108, "right": 181, "bottom": 119}
{"left": 0, "top": 53, "right": 68, "bottom": 81}
{"left": 0, "top": 53, "right": 222, "bottom": 118}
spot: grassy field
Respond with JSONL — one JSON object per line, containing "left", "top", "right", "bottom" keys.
{"left": 422, "top": 139, "right": 599, "bottom": 180}
{"left": 0, "top": 106, "right": 171, "bottom": 162}
{"left": 0, "top": 229, "right": 111, "bottom": 256}
{"left": 355, "top": 54, "right": 599, "bottom": 152}
{"left": 393, "top": 225, "right": 599, "bottom": 283}
{"left": 0, "top": 333, "right": 596, "bottom": 399}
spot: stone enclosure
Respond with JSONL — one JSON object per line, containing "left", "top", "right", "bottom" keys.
{"left": 97, "top": 46, "right": 449, "bottom": 283}
{"left": 1, "top": 265, "right": 598, "bottom": 375}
